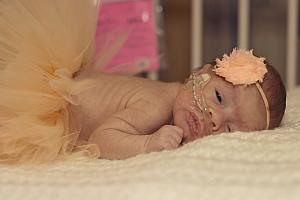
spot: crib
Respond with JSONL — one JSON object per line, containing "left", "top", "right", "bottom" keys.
{"left": 191, "top": 0, "right": 298, "bottom": 90}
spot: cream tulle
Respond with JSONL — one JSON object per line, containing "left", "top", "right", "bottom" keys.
{"left": 0, "top": 0, "right": 102, "bottom": 164}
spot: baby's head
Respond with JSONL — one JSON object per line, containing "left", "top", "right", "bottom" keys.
{"left": 173, "top": 49, "right": 286, "bottom": 143}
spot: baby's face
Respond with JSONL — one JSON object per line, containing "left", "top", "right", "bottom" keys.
{"left": 173, "top": 64, "right": 267, "bottom": 143}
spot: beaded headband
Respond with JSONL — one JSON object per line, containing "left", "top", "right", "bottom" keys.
{"left": 213, "top": 49, "right": 270, "bottom": 129}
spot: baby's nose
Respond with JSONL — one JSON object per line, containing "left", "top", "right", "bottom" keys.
{"left": 209, "top": 108, "right": 224, "bottom": 132}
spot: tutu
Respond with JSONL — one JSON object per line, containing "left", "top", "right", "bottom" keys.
{"left": 0, "top": 0, "right": 102, "bottom": 164}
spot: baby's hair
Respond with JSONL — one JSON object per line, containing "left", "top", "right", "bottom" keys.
{"left": 261, "top": 62, "right": 286, "bottom": 129}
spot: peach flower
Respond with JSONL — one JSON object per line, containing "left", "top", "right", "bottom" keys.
{"left": 213, "top": 49, "right": 267, "bottom": 85}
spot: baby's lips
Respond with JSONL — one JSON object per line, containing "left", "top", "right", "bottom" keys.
{"left": 192, "top": 110, "right": 212, "bottom": 137}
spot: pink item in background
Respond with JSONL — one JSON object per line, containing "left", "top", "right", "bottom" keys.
{"left": 95, "top": 0, "right": 159, "bottom": 74}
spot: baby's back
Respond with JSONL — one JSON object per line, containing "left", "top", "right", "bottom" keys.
{"left": 72, "top": 72, "right": 180, "bottom": 140}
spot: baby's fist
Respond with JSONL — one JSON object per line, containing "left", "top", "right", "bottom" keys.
{"left": 145, "top": 125, "right": 183, "bottom": 153}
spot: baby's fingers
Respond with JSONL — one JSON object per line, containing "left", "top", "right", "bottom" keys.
{"left": 167, "top": 128, "right": 183, "bottom": 149}
{"left": 168, "top": 126, "right": 183, "bottom": 143}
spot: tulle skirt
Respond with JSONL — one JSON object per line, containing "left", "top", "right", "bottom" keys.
{"left": 0, "top": 0, "right": 102, "bottom": 164}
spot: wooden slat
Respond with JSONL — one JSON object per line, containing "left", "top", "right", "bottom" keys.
{"left": 287, "top": 0, "right": 298, "bottom": 89}
{"left": 191, "top": 0, "right": 203, "bottom": 69}
{"left": 238, "top": 0, "right": 249, "bottom": 49}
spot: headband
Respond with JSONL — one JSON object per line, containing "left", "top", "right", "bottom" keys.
{"left": 213, "top": 49, "right": 270, "bottom": 129}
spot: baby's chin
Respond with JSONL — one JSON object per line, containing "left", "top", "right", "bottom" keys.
{"left": 182, "top": 121, "right": 216, "bottom": 144}
{"left": 181, "top": 128, "right": 206, "bottom": 145}
{"left": 181, "top": 135, "right": 198, "bottom": 145}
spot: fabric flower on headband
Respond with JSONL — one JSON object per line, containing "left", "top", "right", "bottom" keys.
{"left": 213, "top": 49, "right": 267, "bottom": 85}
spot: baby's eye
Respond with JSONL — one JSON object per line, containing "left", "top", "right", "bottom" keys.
{"left": 215, "top": 90, "right": 222, "bottom": 103}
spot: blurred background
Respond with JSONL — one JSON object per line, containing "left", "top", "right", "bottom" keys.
{"left": 97, "top": 0, "right": 299, "bottom": 90}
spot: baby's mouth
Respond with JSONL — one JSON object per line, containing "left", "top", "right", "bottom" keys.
{"left": 186, "top": 111, "right": 203, "bottom": 139}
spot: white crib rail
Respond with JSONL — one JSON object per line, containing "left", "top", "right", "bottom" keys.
{"left": 287, "top": 0, "right": 298, "bottom": 90}
{"left": 191, "top": 0, "right": 203, "bottom": 69}
{"left": 238, "top": 0, "right": 249, "bottom": 49}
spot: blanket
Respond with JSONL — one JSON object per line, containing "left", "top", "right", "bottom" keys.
{"left": 1, "top": 88, "right": 300, "bottom": 200}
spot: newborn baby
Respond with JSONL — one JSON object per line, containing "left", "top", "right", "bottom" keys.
{"left": 0, "top": 0, "right": 286, "bottom": 164}
{"left": 73, "top": 49, "right": 286, "bottom": 159}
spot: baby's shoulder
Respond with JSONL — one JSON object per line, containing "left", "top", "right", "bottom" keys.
{"left": 131, "top": 80, "right": 180, "bottom": 115}
{"left": 78, "top": 72, "right": 180, "bottom": 114}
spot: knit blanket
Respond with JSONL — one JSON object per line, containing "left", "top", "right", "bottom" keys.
{"left": 1, "top": 88, "right": 300, "bottom": 200}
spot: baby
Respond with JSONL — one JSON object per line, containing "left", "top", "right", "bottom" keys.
{"left": 0, "top": 0, "right": 286, "bottom": 164}
{"left": 73, "top": 49, "right": 286, "bottom": 160}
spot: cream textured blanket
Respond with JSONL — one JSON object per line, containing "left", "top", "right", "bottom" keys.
{"left": 1, "top": 88, "right": 300, "bottom": 200}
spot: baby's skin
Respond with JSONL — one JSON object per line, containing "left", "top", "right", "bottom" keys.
{"left": 73, "top": 71, "right": 183, "bottom": 159}
{"left": 73, "top": 64, "right": 267, "bottom": 159}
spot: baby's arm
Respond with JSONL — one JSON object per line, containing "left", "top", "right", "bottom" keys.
{"left": 89, "top": 101, "right": 183, "bottom": 159}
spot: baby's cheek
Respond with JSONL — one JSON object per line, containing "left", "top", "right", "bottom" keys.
{"left": 202, "top": 89, "right": 215, "bottom": 108}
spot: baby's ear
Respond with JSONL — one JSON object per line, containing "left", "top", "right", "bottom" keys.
{"left": 193, "top": 64, "right": 212, "bottom": 75}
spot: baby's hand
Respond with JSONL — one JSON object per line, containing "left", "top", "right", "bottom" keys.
{"left": 145, "top": 125, "right": 183, "bottom": 153}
